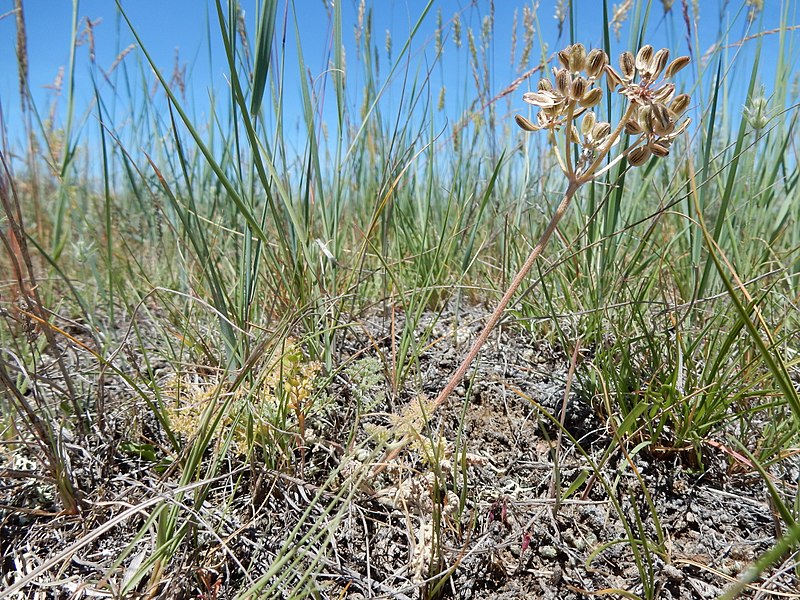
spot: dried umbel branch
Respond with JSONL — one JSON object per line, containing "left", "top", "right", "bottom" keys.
{"left": 518, "top": 43, "right": 691, "bottom": 180}
{"left": 375, "top": 44, "right": 691, "bottom": 473}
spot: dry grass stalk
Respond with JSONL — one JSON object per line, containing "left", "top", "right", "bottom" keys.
{"left": 518, "top": 5, "right": 535, "bottom": 72}
{"left": 237, "top": 6, "right": 250, "bottom": 66}
{"left": 509, "top": 8, "right": 518, "bottom": 68}
{"left": 610, "top": 0, "right": 633, "bottom": 41}
{"left": 553, "top": 0, "right": 567, "bottom": 37}
{"left": 14, "top": 0, "right": 29, "bottom": 112}
{"left": 84, "top": 16, "right": 102, "bottom": 63}
{"left": 170, "top": 48, "right": 187, "bottom": 100}
{"left": 0, "top": 155, "right": 85, "bottom": 514}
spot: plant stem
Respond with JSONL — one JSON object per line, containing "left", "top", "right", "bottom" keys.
{"left": 431, "top": 177, "right": 581, "bottom": 413}
{"left": 564, "top": 102, "right": 576, "bottom": 178}
{"left": 580, "top": 103, "right": 637, "bottom": 184}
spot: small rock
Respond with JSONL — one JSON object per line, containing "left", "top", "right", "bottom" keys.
{"left": 664, "top": 563, "right": 683, "bottom": 581}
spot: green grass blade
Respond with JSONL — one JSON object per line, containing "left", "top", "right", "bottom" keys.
{"left": 250, "top": 0, "right": 279, "bottom": 117}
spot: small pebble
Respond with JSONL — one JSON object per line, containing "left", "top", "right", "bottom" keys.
{"left": 663, "top": 563, "right": 683, "bottom": 581}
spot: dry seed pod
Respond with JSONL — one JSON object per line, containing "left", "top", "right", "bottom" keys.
{"left": 581, "top": 111, "right": 597, "bottom": 136}
{"left": 653, "top": 118, "right": 675, "bottom": 137}
{"left": 558, "top": 49, "right": 571, "bottom": 70}
{"left": 585, "top": 49, "right": 608, "bottom": 78}
{"left": 538, "top": 78, "right": 554, "bottom": 92}
{"left": 571, "top": 76, "right": 587, "bottom": 100}
{"left": 592, "top": 121, "right": 612, "bottom": 141}
{"left": 619, "top": 52, "right": 635, "bottom": 80}
{"left": 537, "top": 112, "right": 551, "bottom": 128}
{"left": 649, "top": 141, "right": 670, "bottom": 157}
{"left": 639, "top": 105, "right": 655, "bottom": 134}
{"left": 654, "top": 83, "right": 676, "bottom": 103}
{"left": 651, "top": 48, "right": 670, "bottom": 79}
{"left": 628, "top": 146, "right": 652, "bottom": 166}
{"left": 523, "top": 92, "right": 559, "bottom": 107}
{"left": 579, "top": 87, "right": 603, "bottom": 107}
{"left": 635, "top": 45, "right": 654, "bottom": 71}
{"left": 651, "top": 103, "right": 674, "bottom": 136}
{"left": 543, "top": 105, "right": 560, "bottom": 119}
{"left": 665, "top": 55, "right": 690, "bottom": 78}
{"left": 672, "top": 117, "right": 691, "bottom": 136}
{"left": 569, "top": 43, "right": 587, "bottom": 72}
{"left": 555, "top": 68, "right": 571, "bottom": 95}
{"left": 652, "top": 103, "right": 671, "bottom": 125}
{"left": 625, "top": 119, "right": 643, "bottom": 135}
{"left": 605, "top": 65, "right": 624, "bottom": 89}
{"left": 670, "top": 94, "right": 690, "bottom": 116}
{"left": 515, "top": 114, "right": 539, "bottom": 131}
{"left": 569, "top": 124, "right": 581, "bottom": 143}
{"left": 653, "top": 120, "right": 674, "bottom": 136}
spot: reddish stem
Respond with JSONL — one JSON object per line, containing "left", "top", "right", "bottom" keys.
{"left": 431, "top": 178, "right": 580, "bottom": 413}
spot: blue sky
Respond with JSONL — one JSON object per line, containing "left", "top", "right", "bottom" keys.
{"left": 0, "top": 1, "right": 795, "bottom": 153}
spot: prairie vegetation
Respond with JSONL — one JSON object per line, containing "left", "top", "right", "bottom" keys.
{"left": 1, "top": 1, "right": 798, "bottom": 598}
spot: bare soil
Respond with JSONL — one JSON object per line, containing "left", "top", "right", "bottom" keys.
{"left": 2, "top": 303, "right": 798, "bottom": 598}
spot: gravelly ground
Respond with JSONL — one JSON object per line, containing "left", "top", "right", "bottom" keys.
{"left": 1, "top": 302, "right": 798, "bottom": 598}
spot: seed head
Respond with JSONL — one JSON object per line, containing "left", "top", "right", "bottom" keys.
{"left": 619, "top": 51, "right": 636, "bottom": 80}
{"left": 517, "top": 42, "right": 690, "bottom": 176}
{"left": 665, "top": 55, "right": 691, "bottom": 78}
{"left": 585, "top": 49, "right": 609, "bottom": 78}
{"left": 635, "top": 45, "right": 654, "bottom": 72}
{"left": 743, "top": 93, "right": 770, "bottom": 130}
{"left": 579, "top": 87, "right": 603, "bottom": 108}
{"left": 628, "top": 146, "right": 652, "bottom": 166}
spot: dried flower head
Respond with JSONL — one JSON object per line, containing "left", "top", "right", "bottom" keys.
{"left": 604, "top": 45, "right": 692, "bottom": 164}
{"left": 520, "top": 46, "right": 610, "bottom": 133}
{"left": 573, "top": 112, "right": 615, "bottom": 174}
{"left": 517, "top": 42, "right": 691, "bottom": 177}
